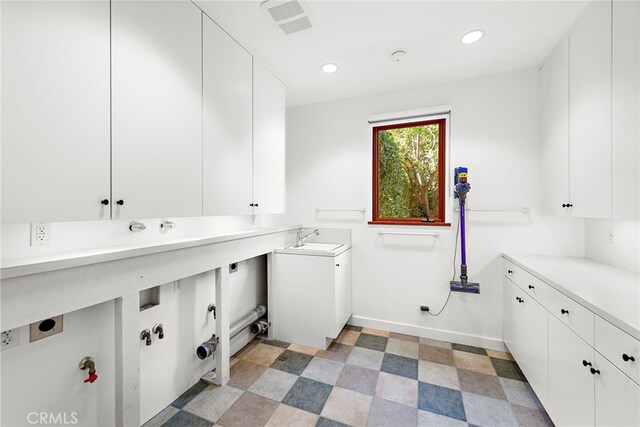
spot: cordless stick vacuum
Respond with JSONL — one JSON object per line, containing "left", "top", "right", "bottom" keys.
{"left": 450, "top": 167, "right": 480, "bottom": 294}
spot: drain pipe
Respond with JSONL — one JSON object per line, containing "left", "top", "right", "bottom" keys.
{"left": 230, "top": 305, "right": 266, "bottom": 339}
{"left": 197, "top": 334, "right": 219, "bottom": 360}
{"left": 251, "top": 320, "right": 269, "bottom": 335}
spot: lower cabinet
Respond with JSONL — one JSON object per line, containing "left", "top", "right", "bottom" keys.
{"left": 504, "top": 257, "right": 640, "bottom": 427}
{"left": 548, "top": 315, "right": 595, "bottom": 426}
{"left": 503, "top": 278, "right": 549, "bottom": 406}
{"left": 272, "top": 248, "right": 352, "bottom": 349}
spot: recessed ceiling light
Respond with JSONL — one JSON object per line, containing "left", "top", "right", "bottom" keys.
{"left": 461, "top": 29, "right": 485, "bottom": 45}
{"left": 321, "top": 63, "right": 338, "bottom": 73}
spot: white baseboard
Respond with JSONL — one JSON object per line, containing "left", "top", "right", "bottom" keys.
{"left": 348, "top": 315, "right": 507, "bottom": 351}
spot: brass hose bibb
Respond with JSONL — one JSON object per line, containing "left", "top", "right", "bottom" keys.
{"left": 79, "top": 356, "right": 98, "bottom": 383}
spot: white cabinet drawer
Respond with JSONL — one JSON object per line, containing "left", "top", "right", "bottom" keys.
{"left": 595, "top": 316, "right": 640, "bottom": 385}
{"left": 547, "top": 285, "right": 594, "bottom": 345}
{"left": 503, "top": 258, "right": 517, "bottom": 280}
{"left": 502, "top": 259, "right": 549, "bottom": 306}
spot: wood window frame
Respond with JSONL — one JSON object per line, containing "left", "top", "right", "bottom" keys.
{"left": 369, "top": 118, "right": 449, "bottom": 226}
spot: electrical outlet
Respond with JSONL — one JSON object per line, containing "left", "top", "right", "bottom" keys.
{"left": 174, "top": 280, "right": 183, "bottom": 293}
{"left": 1, "top": 329, "right": 20, "bottom": 351}
{"left": 30, "top": 222, "right": 51, "bottom": 246}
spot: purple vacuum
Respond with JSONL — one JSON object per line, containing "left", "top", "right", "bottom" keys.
{"left": 450, "top": 167, "right": 480, "bottom": 294}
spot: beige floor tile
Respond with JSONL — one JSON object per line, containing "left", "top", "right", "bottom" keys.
{"left": 183, "top": 385, "right": 244, "bottom": 423}
{"left": 453, "top": 350, "right": 497, "bottom": 375}
{"left": 288, "top": 343, "right": 319, "bottom": 356}
{"left": 265, "top": 404, "right": 319, "bottom": 427}
{"left": 228, "top": 360, "right": 268, "bottom": 390}
{"left": 235, "top": 341, "right": 259, "bottom": 359}
{"left": 374, "top": 371, "right": 418, "bottom": 408}
{"left": 336, "top": 329, "right": 360, "bottom": 346}
{"left": 242, "top": 343, "right": 286, "bottom": 367}
{"left": 321, "top": 386, "right": 373, "bottom": 427}
{"left": 389, "top": 332, "right": 419, "bottom": 343}
{"left": 418, "top": 360, "right": 460, "bottom": 390}
{"left": 248, "top": 368, "right": 298, "bottom": 402}
{"left": 217, "top": 392, "right": 279, "bottom": 427}
{"left": 386, "top": 338, "right": 419, "bottom": 359}
{"left": 418, "top": 337, "right": 452, "bottom": 349}
{"left": 230, "top": 357, "right": 240, "bottom": 368}
{"left": 362, "top": 327, "right": 390, "bottom": 337}
{"left": 419, "top": 344, "right": 454, "bottom": 366}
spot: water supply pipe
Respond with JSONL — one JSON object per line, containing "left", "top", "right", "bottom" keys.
{"left": 230, "top": 305, "right": 266, "bottom": 339}
{"left": 250, "top": 320, "right": 269, "bottom": 335}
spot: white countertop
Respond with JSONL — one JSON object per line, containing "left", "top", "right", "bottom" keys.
{"left": 1, "top": 224, "right": 300, "bottom": 280}
{"left": 503, "top": 253, "right": 640, "bottom": 340}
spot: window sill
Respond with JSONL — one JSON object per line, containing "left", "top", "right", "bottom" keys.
{"left": 368, "top": 220, "right": 451, "bottom": 227}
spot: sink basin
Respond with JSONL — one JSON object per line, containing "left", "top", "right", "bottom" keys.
{"left": 286, "top": 243, "right": 343, "bottom": 251}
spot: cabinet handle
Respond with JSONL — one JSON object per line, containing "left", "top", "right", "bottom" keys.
{"left": 507, "top": 270, "right": 513, "bottom": 274}
{"left": 567, "top": 204, "right": 573, "bottom": 207}
{"left": 101, "top": 199, "right": 109, "bottom": 206}
{"left": 622, "top": 353, "right": 635, "bottom": 362}
{"left": 515, "top": 297, "right": 520, "bottom": 302}
{"left": 582, "top": 360, "right": 592, "bottom": 367}
{"left": 116, "top": 200, "right": 124, "bottom": 206}
{"left": 249, "top": 203, "right": 254, "bottom": 207}
{"left": 590, "top": 367, "right": 600, "bottom": 375}
{"left": 562, "top": 203, "right": 574, "bottom": 208}
{"left": 254, "top": 203, "right": 259, "bottom": 207}
{"left": 528, "top": 285, "right": 535, "bottom": 289}
{"left": 336, "top": 264, "right": 340, "bottom": 267}
{"left": 561, "top": 309, "right": 569, "bottom": 315}
{"left": 519, "top": 298, "right": 524, "bottom": 303}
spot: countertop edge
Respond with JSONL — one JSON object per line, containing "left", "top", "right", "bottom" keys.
{"left": 1, "top": 224, "right": 302, "bottom": 280}
{"left": 502, "top": 253, "right": 640, "bottom": 341}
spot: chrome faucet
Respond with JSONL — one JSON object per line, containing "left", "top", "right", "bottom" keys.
{"left": 295, "top": 228, "right": 319, "bottom": 247}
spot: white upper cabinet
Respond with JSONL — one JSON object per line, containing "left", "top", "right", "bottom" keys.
{"left": 569, "top": 0, "right": 612, "bottom": 218}
{"left": 203, "top": 15, "right": 253, "bottom": 216}
{"left": 1, "top": 0, "right": 111, "bottom": 223}
{"left": 540, "top": 37, "right": 570, "bottom": 216}
{"left": 612, "top": 0, "right": 640, "bottom": 219}
{"left": 111, "top": 1, "right": 203, "bottom": 220}
{"left": 253, "top": 61, "right": 286, "bottom": 215}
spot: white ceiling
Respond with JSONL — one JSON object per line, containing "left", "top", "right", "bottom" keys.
{"left": 196, "top": 0, "right": 590, "bottom": 107}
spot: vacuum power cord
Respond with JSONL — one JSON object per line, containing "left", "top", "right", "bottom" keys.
{"left": 425, "top": 215, "right": 460, "bottom": 317}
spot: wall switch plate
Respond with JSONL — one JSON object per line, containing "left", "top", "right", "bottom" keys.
{"left": 30, "top": 222, "right": 51, "bottom": 246}
{"left": 29, "top": 315, "right": 63, "bottom": 342}
{"left": 1, "top": 329, "right": 20, "bottom": 351}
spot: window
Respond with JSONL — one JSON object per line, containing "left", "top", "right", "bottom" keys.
{"left": 370, "top": 118, "right": 447, "bottom": 225}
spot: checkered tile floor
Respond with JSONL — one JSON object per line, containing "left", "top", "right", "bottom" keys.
{"left": 144, "top": 325, "right": 554, "bottom": 427}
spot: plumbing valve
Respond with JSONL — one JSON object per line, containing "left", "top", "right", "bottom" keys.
{"left": 79, "top": 356, "right": 98, "bottom": 384}
{"left": 152, "top": 323, "right": 164, "bottom": 339}
{"left": 208, "top": 303, "right": 217, "bottom": 319}
{"left": 140, "top": 329, "right": 152, "bottom": 346}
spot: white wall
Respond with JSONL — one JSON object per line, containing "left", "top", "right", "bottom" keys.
{"left": 1, "top": 301, "right": 115, "bottom": 427}
{"left": 585, "top": 219, "right": 640, "bottom": 273}
{"left": 285, "top": 68, "right": 585, "bottom": 349}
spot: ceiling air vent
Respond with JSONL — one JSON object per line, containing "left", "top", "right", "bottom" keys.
{"left": 260, "top": 0, "right": 316, "bottom": 35}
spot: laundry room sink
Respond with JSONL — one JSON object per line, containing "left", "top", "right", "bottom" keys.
{"left": 286, "top": 243, "right": 343, "bottom": 251}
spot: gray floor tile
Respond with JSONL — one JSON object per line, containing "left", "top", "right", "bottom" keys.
{"left": 458, "top": 368, "right": 507, "bottom": 400}
{"left": 162, "top": 410, "right": 213, "bottom": 427}
{"left": 452, "top": 343, "right": 488, "bottom": 356}
{"left": 182, "top": 385, "right": 244, "bottom": 422}
{"left": 170, "top": 380, "right": 210, "bottom": 409}
{"left": 375, "top": 372, "right": 418, "bottom": 407}
{"left": 143, "top": 405, "right": 179, "bottom": 427}
{"left": 462, "top": 392, "right": 519, "bottom": 427}
{"left": 316, "top": 417, "right": 349, "bottom": 427}
{"left": 271, "top": 349, "right": 314, "bottom": 375}
{"left": 301, "top": 357, "right": 345, "bottom": 385}
{"left": 356, "top": 333, "right": 388, "bottom": 351}
{"left": 345, "top": 325, "right": 363, "bottom": 332}
{"left": 283, "top": 377, "right": 334, "bottom": 414}
{"left": 381, "top": 353, "right": 419, "bottom": 380}
{"left": 248, "top": 368, "right": 299, "bottom": 402}
{"left": 367, "top": 397, "right": 418, "bottom": 427}
{"left": 511, "top": 404, "right": 554, "bottom": 427}
{"left": 418, "top": 360, "right": 460, "bottom": 390}
{"left": 320, "top": 386, "right": 373, "bottom": 426}
{"left": 262, "top": 339, "right": 291, "bottom": 349}
{"left": 317, "top": 342, "right": 353, "bottom": 363}
{"left": 491, "top": 357, "right": 527, "bottom": 381}
{"left": 347, "top": 346, "right": 385, "bottom": 370}
{"left": 335, "top": 364, "right": 379, "bottom": 395}
{"left": 500, "top": 377, "right": 538, "bottom": 408}
{"left": 418, "top": 410, "right": 468, "bottom": 427}
{"left": 386, "top": 338, "right": 419, "bottom": 359}
{"left": 418, "top": 382, "right": 466, "bottom": 421}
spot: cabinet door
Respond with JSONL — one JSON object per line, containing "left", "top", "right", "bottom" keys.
{"left": 253, "top": 61, "right": 286, "bottom": 215}
{"left": 548, "top": 315, "right": 595, "bottom": 426}
{"left": 540, "top": 36, "right": 570, "bottom": 216}
{"left": 569, "top": 1, "right": 612, "bottom": 218}
{"left": 1, "top": 0, "right": 110, "bottom": 223}
{"left": 503, "top": 278, "right": 520, "bottom": 359}
{"left": 111, "top": 1, "right": 202, "bottom": 220}
{"left": 594, "top": 352, "right": 640, "bottom": 426}
{"left": 203, "top": 15, "right": 253, "bottom": 216}
{"left": 612, "top": 0, "right": 640, "bottom": 219}
{"left": 333, "top": 250, "right": 352, "bottom": 338}
{"left": 519, "top": 294, "right": 549, "bottom": 407}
